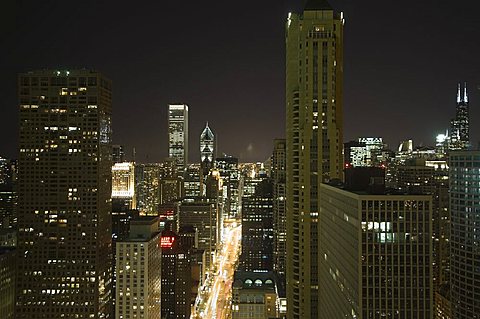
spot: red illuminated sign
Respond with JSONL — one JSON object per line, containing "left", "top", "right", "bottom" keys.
{"left": 160, "top": 236, "right": 175, "bottom": 248}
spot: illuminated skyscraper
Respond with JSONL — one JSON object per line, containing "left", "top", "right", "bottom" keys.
{"left": 450, "top": 83, "right": 470, "bottom": 150}
{"left": 216, "top": 155, "right": 240, "bottom": 218}
{"left": 168, "top": 104, "right": 189, "bottom": 172}
{"left": 200, "top": 122, "right": 215, "bottom": 176}
{"left": 450, "top": 151, "right": 480, "bottom": 318}
{"left": 285, "top": 0, "right": 344, "bottom": 317}
{"left": 112, "top": 162, "right": 136, "bottom": 210}
{"left": 16, "top": 69, "right": 113, "bottom": 318}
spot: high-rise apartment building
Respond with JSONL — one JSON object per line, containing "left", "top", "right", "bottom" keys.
{"left": 272, "top": 139, "right": 286, "bottom": 276}
{"left": 115, "top": 217, "right": 161, "bottom": 319}
{"left": 450, "top": 151, "right": 480, "bottom": 318}
{"left": 319, "top": 182, "right": 433, "bottom": 319}
{"left": 168, "top": 104, "right": 189, "bottom": 172}
{"left": 285, "top": 1, "right": 344, "bottom": 317}
{"left": 450, "top": 83, "right": 470, "bottom": 150}
{"left": 16, "top": 69, "right": 113, "bottom": 318}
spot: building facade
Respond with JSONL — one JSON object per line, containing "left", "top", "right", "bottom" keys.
{"left": 178, "top": 199, "right": 218, "bottom": 269}
{"left": 168, "top": 104, "right": 189, "bottom": 173}
{"left": 232, "top": 271, "right": 279, "bottom": 319}
{"left": 285, "top": 0, "right": 344, "bottom": 317}
{"left": 16, "top": 69, "right": 113, "bottom": 318}
{"left": 0, "top": 248, "right": 16, "bottom": 319}
{"left": 160, "top": 230, "right": 192, "bottom": 319}
{"left": 272, "top": 139, "right": 287, "bottom": 276}
{"left": 319, "top": 183, "right": 433, "bottom": 318}
{"left": 115, "top": 217, "right": 161, "bottom": 319}
{"left": 450, "top": 151, "right": 480, "bottom": 318}
{"left": 240, "top": 179, "right": 274, "bottom": 272}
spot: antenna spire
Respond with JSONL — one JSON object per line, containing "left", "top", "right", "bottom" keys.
{"left": 457, "top": 82, "right": 461, "bottom": 103}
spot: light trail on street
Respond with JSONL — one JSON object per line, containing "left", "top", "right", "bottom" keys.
{"left": 192, "top": 223, "right": 241, "bottom": 319}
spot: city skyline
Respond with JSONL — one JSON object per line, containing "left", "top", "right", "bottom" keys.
{"left": 2, "top": 1, "right": 480, "bottom": 162}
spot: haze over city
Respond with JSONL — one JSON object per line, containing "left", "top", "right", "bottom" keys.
{"left": 2, "top": 0, "right": 480, "bottom": 162}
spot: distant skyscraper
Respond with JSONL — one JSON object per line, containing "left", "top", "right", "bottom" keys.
{"left": 450, "top": 83, "right": 470, "bottom": 150}
{"left": 450, "top": 151, "right": 480, "bottom": 318}
{"left": 216, "top": 156, "right": 240, "bottom": 218}
{"left": 112, "top": 162, "right": 136, "bottom": 210}
{"left": 272, "top": 139, "right": 286, "bottom": 276}
{"left": 168, "top": 104, "right": 189, "bottom": 172}
{"left": 116, "top": 217, "right": 161, "bottom": 319}
{"left": 135, "top": 163, "right": 161, "bottom": 215}
{"left": 200, "top": 122, "right": 215, "bottom": 176}
{"left": 16, "top": 69, "right": 113, "bottom": 318}
{"left": 285, "top": 0, "right": 344, "bottom": 317}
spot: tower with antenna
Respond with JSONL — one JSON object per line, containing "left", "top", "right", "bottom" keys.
{"left": 450, "top": 82, "right": 470, "bottom": 150}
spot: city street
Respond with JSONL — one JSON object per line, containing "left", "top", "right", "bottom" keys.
{"left": 192, "top": 223, "right": 241, "bottom": 319}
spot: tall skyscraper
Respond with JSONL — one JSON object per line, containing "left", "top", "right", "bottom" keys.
{"left": 16, "top": 70, "right": 113, "bottom": 318}
{"left": 450, "top": 151, "right": 480, "bottom": 318}
{"left": 285, "top": 1, "right": 344, "bottom": 317}
{"left": 168, "top": 104, "right": 189, "bottom": 172}
{"left": 200, "top": 122, "right": 215, "bottom": 176}
{"left": 272, "top": 139, "right": 286, "bottom": 276}
{"left": 450, "top": 82, "right": 470, "bottom": 150}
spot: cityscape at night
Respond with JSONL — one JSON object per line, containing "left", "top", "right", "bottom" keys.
{"left": 1, "top": 0, "right": 480, "bottom": 318}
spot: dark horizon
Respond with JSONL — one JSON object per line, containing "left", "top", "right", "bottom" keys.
{"left": 2, "top": 0, "right": 480, "bottom": 162}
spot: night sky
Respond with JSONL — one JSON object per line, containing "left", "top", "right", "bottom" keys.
{"left": 2, "top": 0, "right": 480, "bottom": 162}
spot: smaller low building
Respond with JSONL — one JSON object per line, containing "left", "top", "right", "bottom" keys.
{"left": 232, "top": 271, "right": 279, "bottom": 319}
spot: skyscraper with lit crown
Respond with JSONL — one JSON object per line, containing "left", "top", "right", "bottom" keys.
{"left": 285, "top": 0, "right": 344, "bottom": 317}
{"left": 200, "top": 122, "right": 215, "bottom": 176}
